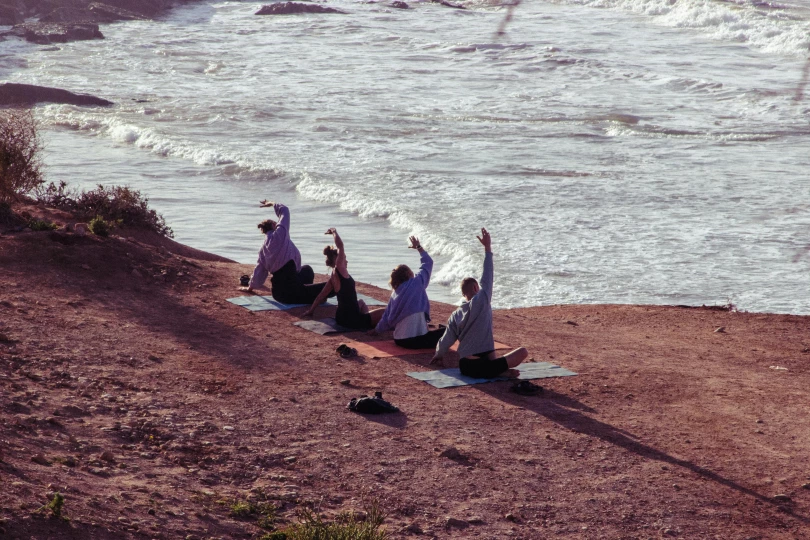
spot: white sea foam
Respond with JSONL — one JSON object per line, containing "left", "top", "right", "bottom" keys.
{"left": 12, "top": 0, "right": 810, "bottom": 313}
{"left": 565, "top": 0, "right": 810, "bottom": 55}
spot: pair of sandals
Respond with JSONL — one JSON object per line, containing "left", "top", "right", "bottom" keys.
{"left": 336, "top": 343, "right": 358, "bottom": 358}
{"left": 509, "top": 380, "right": 543, "bottom": 396}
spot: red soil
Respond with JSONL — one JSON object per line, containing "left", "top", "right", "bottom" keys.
{"left": 2, "top": 201, "right": 810, "bottom": 539}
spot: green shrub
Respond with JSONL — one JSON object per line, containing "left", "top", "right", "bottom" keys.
{"left": 88, "top": 215, "right": 115, "bottom": 237}
{"left": 28, "top": 218, "right": 57, "bottom": 231}
{"left": 0, "top": 108, "right": 44, "bottom": 203}
{"left": 36, "top": 182, "right": 173, "bottom": 238}
{"left": 37, "top": 492, "right": 66, "bottom": 520}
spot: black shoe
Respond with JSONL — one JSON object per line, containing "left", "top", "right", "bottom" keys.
{"left": 510, "top": 381, "right": 543, "bottom": 396}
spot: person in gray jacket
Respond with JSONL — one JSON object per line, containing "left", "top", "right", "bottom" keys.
{"left": 431, "top": 228, "right": 528, "bottom": 378}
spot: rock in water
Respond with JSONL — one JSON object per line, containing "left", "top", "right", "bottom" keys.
{"left": 0, "top": 83, "right": 113, "bottom": 107}
{"left": 8, "top": 22, "right": 104, "bottom": 44}
{"left": 256, "top": 3, "right": 346, "bottom": 15}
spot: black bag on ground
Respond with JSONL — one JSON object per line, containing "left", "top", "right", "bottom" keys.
{"left": 347, "top": 391, "right": 400, "bottom": 414}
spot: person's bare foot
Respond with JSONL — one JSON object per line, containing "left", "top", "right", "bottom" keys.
{"left": 503, "top": 369, "right": 520, "bottom": 378}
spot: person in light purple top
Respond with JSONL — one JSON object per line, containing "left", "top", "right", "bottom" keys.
{"left": 239, "top": 200, "right": 331, "bottom": 304}
{"left": 371, "top": 236, "right": 444, "bottom": 349}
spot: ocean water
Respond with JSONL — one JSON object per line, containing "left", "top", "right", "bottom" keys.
{"left": 2, "top": 0, "right": 810, "bottom": 312}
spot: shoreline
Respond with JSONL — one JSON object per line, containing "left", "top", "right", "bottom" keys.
{"left": 2, "top": 202, "right": 810, "bottom": 538}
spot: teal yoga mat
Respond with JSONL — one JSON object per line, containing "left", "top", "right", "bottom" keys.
{"left": 407, "top": 362, "right": 577, "bottom": 389}
{"left": 227, "top": 293, "right": 386, "bottom": 312}
{"left": 293, "top": 318, "right": 350, "bottom": 335}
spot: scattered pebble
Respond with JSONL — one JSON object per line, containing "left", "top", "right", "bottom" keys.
{"left": 222, "top": 426, "right": 234, "bottom": 431}
{"left": 769, "top": 366, "right": 788, "bottom": 371}
{"left": 773, "top": 494, "right": 792, "bottom": 502}
{"left": 714, "top": 326, "right": 726, "bottom": 333}
{"left": 340, "top": 379, "right": 350, "bottom": 385}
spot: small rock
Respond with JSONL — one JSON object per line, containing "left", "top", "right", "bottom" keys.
{"left": 340, "top": 379, "right": 351, "bottom": 385}
{"left": 391, "top": 1, "right": 409, "bottom": 7}
{"left": 755, "top": 419, "right": 763, "bottom": 424}
{"left": 446, "top": 517, "right": 468, "bottom": 528}
{"left": 31, "top": 454, "right": 51, "bottom": 466}
{"left": 99, "top": 451, "right": 115, "bottom": 462}
{"left": 773, "top": 494, "right": 792, "bottom": 502}
{"left": 439, "top": 446, "right": 464, "bottom": 460}
{"left": 505, "top": 512, "right": 518, "bottom": 522}
{"left": 565, "top": 320, "right": 578, "bottom": 326}
{"left": 405, "top": 521, "right": 422, "bottom": 534}
{"left": 802, "top": 483, "right": 810, "bottom": 490}
{"left": 283, "top": 456, "right": 297, "bottom": 463}
{"left": 662, "top": 529, "right": 677, "bottom": 537}
{"left": 714, "top": 326, "right": 726, "bottom": 333}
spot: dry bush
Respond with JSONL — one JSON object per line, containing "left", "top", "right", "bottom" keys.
{"left": 0, "top": 108, "right": 44, "bottom": 203}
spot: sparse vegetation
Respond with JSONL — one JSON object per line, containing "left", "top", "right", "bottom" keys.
{"left": 273, "top": 500, "right": 387, "bottom": 540}
{"left": 0, "top": 108, "right": 44, "bottom": 203}
{"left": 27, "top": 218, "right": 57, "bottom": 231}
{"left": 37, "top": 492, "right": 67, "bottom": 520}
{"left": 37, "top": 181, "right": 173, "bottom": 237}
{"left": 88, "top": 215, "right": 116, "bottom": 237}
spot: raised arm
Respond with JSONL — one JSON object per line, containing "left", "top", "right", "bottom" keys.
{"left": 274, "top": 203, "right": 290, "bottom": 228}
{"left": 477, "top": 228, "right": 493, "bottom": 298}
{"left": 326, "top": 228, "right": 347, "bottom": 270}
{"left": 409, "top": 236, "right": 433, "bottom": 289}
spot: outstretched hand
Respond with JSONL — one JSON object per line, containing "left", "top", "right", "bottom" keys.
{"left": 476, "top": 228, "right": 491, "bottom": 252}
{"left": 259, "top": 199, "right": 274, "bottom": 208}
{"left": 408, "top": 236, "right": 423, "bottom": 251}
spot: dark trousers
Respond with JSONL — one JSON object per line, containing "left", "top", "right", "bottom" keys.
{"left": 394, "top": 328, "right": 445, "bottom": 349}
{"left": 270, "top": 260, "right": 332, "bottom": 304}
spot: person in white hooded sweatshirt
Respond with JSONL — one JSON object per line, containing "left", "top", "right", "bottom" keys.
{"left": 431, "top": 228, "right": 528, "bottom": 378}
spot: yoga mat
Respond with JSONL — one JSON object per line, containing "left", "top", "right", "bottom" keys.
{"left": 348, "top": 340, "right": 510, "bottom": 359}
{"left": 293, "top": 318, "right": 350, "bottom": 335}
{"left": 227, "top": 293, "right": 386, "bottom": 312}
{"left": 407, "top": 361, "right": 577, "bottom": 389}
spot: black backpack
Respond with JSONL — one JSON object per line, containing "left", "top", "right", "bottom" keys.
{"left": 347, "top": 392, "right": 400, "bottom": 414}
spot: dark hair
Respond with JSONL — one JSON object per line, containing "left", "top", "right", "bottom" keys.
{"left": 390, "top": 264, "right": 414, "bottom": 290}
{"left": 461, "top": 277, "right": 478, "bottom": 297}
{"left": 258, "top": 219, "right": 276, "bottom": 234}
{"left": 323, "top": 245, "right": 338, "bottom": 268}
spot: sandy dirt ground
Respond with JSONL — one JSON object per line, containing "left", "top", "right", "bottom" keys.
{"left": 2, "top": 201, "right": 810, "bottom": 539}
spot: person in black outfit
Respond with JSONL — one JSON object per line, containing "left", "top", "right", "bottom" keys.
{"left": 304, "top": 228, "right": 386, "bottom": 329}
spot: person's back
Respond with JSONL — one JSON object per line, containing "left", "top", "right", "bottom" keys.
{"left": 438, "top": 250, "right": 494, "bottom": 359}
{"left": 432, "top": 228, "right": 528, "bottom": 378}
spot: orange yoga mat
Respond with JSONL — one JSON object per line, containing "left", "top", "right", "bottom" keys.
{"left": 347, "top": 339, "right": 510, "bottom": 359}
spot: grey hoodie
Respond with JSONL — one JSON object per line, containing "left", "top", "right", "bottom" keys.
{"left": 435, "top": 251, "right": 494, "bottom": 359}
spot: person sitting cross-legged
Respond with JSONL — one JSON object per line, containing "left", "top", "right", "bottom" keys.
{"left": 303, "top": 227, "right": 385, "bottom": 330}
{"left": 370, "top": 236, "right": 445, "bottom": 349}
{"left": 431, "top": 228, "right": 528, "bottom": 378}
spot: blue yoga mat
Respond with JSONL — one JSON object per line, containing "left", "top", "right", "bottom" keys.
{"left": 407, "top": 361, "right": 577, "bottom": 389}
{"left": 227, "top": 293, "right": 386, "bottom": 312}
